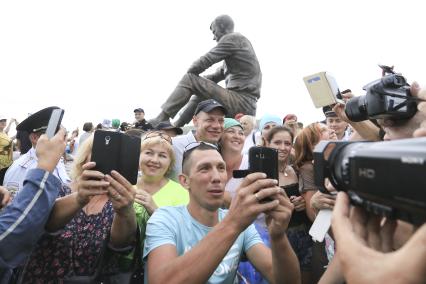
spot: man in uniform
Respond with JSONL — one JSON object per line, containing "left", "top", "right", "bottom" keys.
{"left": 150, "top": 14, "right": 262, "bottom": 127}
{"left": 134, "top": 108, "right": 153, "bottom": 131}
{"left": 3, "top": 107, "right": 70, "bottom": 193}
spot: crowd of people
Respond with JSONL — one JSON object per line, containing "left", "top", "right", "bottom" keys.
{"left": 1, "top": 13, "right": 426, "bottom": 284}
{"left": 1, "top": 84, "right": 425, "bottom": 283}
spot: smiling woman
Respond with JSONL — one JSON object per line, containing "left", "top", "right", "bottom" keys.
{"left": 134, "top": 133, "right": 189, "bottom": 216}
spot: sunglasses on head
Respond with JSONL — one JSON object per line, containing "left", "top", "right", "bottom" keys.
{"left": 182, "top": 141, "right": 219, "bottom": 167}
{"left": 143, "top": 131, "right": 172, "bottom": 145}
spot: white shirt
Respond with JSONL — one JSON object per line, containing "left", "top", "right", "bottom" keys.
{"left": 3, "top": 147, "right": 70, "bottom": 191}
{"left": 170, "top": 131, "right": 197, "bottom": 181}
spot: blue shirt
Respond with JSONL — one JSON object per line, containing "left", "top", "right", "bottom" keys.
{"left": 0, "top": 169, "right": 61, "bottom": 283}
{"left": 143, "top": 206, "right": 262, "bottom": 284}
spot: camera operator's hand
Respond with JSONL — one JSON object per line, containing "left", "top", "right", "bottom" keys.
{"left": 226, "top": 173, "right": 281, "bottom": 232}
{"left": 310, "top": 190, "right": 336, "bottom": 212}
{"left": 413, "top": 83, "right": 426, "bottom": 137}
{"left": 332, "top": 192, "right": 426, "bottom": 283}
{"left": 0, "top": 186, "right": 11, "bottom": 209}
{"left": 36, "top": 128, "right": 67, "bottom": 173}
{"left": 331, "top": 92, "right": 354, "bottom": 124}
{"left": 74, "top": 162, "right": 109, "bottom": 207}
{"left": 266, "top": 190, "right": 294, "bottom": 239}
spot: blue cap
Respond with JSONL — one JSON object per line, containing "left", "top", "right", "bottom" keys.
{"left": 259, "top": 114, "right": 282, "bottom": 131}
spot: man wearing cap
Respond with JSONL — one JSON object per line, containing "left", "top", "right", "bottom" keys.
{"left": 134, "top": 108, "right": 153, "bottom": 131}
{"left": 149, "top": 14, "right": 261, "bottom": 127}
{"left": 3, "top": 107, "right": 70, "bottom": 193}
{"left": 323, "top": 106, "right": 350, "bottom": 141}
{"left": 155, "top": 121, "right": 183, "bottom": 138}
{"left": 170, "top": 99, "right": 227, "bottom": 180}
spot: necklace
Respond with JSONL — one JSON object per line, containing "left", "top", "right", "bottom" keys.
{"left": 279, "top": 165, "right": 289, "bottom": 177}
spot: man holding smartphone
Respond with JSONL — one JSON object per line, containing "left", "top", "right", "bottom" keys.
{"left": 3, "top": 107, "right": 70, "bottom": 193}
{"left": 144, "top": 143, "right": 300, "bottom": 284}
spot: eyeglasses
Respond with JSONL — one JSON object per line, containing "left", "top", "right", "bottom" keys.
{"left": 142, "top": 131, "right": 172, "bottom": 145}
{"left": 182, "top": 141, "right": 219, "bottom": 168}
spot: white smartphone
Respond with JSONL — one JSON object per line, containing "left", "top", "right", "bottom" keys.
{"left": 46, "top": 109, "right": 64, "bottom": 139}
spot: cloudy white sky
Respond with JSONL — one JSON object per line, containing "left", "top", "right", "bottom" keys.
{"left": 1, "top": 0, "right": 424, "bottom": 133}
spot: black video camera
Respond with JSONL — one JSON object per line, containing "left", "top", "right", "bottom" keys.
{"left": 345, "top": 66, "right": 418, "bottom": 122}
{"left": 314, "top": 137, "right": 426, "bottom": 224}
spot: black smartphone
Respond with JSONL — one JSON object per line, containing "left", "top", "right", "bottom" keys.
{"left": 91, "top": 130, "right": 141, "bottom": 184}
{"left": 281, "top": 184, "right": 300, "bottom": 197}
{"left": 250, "top": 146, "right": 278, "bottom": 202}
{"left": 46, "top": 109, "right": 64, "bottom": 139}
{"left": 248, "top": 146, "right": 279, "bottom": 180}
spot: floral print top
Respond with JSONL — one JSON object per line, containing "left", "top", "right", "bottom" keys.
{"left": 20, "top": 185, "right": 117, "bottom": 284}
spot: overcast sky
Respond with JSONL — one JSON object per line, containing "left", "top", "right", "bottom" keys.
{"left": 1, "top": 0, "right": 424, "bottom": 134}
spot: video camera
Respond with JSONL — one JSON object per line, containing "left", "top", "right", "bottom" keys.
{"left": 314, "top": 137, "right": 426, "bottom": 224}
{"left": 344, "top": 65, "right": 418, "bottom": 122}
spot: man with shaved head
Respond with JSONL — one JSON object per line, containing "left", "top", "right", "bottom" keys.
{"left": 150, "top": 15, "right": 262, "bottom": 127}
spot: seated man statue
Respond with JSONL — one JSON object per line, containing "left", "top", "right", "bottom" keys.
{"left": 150, "top": 14, "right": 262, "bottom": 127}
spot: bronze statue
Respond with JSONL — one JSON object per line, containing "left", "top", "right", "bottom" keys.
{"left": 150, "top": 15, "right": 262, "bottom": 127}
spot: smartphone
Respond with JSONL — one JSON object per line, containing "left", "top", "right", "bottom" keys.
{"left": 46, "top": 109, "right": 64, "bottom": 139}
{"left": 303, "top": 72, "right": 343, "bottom": 108}
{"left": 91, "top": 130, "right": 141, "bottom": 184}
{"left": 281, "top": 184, "right": 300, "bottom": 197}
{"left": 250, "top": 147, "right": 278, "bottom": 203}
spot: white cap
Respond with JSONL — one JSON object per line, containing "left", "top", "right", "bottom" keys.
{"left": 0, "top": 115, "right": 6, "bottom": 120}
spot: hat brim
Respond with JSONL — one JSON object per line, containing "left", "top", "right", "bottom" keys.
{"left": 16, "top": 106, "right": 60, "bottom": 133}
{"left": 198, "top": 105, "right": 227, "bottom": 115}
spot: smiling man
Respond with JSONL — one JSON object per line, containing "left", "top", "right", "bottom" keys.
{"left": 143, "top": 143, "right": 300, "bottom": 284}
{"left": 170, "top": 99, "right": 226, "bottom": 180}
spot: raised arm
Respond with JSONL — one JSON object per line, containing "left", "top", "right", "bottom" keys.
{"left": 0, "top": 129, "right": 65, "bottom": 267}
{"left": 106, "top": 170, "right": 137, "bottom": 248}
{"left": 45, "top": 162, "right": 109, "bottom": 232}
{"left": 147, "top": 173, "right": 280, "bottom": 284}
{"left": 247, "top": 192, "right": 301, "bottom": 284}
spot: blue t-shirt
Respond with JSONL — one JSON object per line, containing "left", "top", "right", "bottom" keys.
{"left": 143, "top": 206, "right": 262, "bottom": 284}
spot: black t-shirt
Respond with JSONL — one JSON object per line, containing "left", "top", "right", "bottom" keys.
{"left": 134, "top": 119, "right": 153, "bottom": 131}
{"left": 16, "top": 130, "right": 32, "bottom": 154}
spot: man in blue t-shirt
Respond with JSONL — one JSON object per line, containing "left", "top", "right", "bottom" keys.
{"left": 144, "top": 143, "right": 300, "bottom": 283}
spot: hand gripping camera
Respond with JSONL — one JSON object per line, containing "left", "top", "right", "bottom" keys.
{"left": 344, "top": 66, "right": 418, "bottom": 122}
{"left": 314, "top": 137, "right": 426, "bottom": 225}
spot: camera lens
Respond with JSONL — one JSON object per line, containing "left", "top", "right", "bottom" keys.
{"left": 345, "top": 96, "right": 369, "bottom": 122}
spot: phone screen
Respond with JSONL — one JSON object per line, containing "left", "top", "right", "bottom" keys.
{"left": 46, "top": 109, "right": 64, "bottom": 139}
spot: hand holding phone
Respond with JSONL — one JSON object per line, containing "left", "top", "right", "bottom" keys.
{"left": 233, "top": 146, "right": 279, "bottom": 203}
{"left": 91, "top": 130, "right": 141, "bottom": 185}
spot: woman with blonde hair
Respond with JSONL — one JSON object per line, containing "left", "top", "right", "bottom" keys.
{"left": 133, "top": 131, "right": 189, "bottom": 234}
{"left": 20, "top": 135, "right": 137, "bottom": 282}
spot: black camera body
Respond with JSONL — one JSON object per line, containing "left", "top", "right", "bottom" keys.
{"left": 314, "top": 138, "right": 426, "bottom": 224}
{"left": 345, "top": 74, "right": 417, "bottom": 122}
